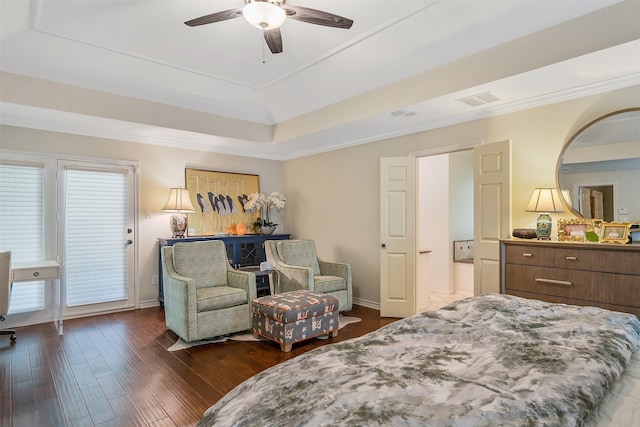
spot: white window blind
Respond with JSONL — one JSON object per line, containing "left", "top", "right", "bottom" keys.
{"left": 0, "top": 163, "right": 45, "bottom": 313}
{"left": 65, "top": 168, "right": 128, "bottom": 306}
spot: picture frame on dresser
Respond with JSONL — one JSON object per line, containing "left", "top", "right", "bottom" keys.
{"left": 600, "top": 222, "right": 631, "bottom": 243}
{"left": 557, "top": 218, "right": 592, "bottom": 242}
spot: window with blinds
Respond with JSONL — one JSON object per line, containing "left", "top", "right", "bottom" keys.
{"left": 65, "top": 168, "right": 128, "bottom": 306}
{"left": 0, "top": 163, "right": 45, "bottom": 313}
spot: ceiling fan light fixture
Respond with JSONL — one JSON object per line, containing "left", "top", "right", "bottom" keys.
{"left": 243, "top": 1, "right": 286, "bottom": 30}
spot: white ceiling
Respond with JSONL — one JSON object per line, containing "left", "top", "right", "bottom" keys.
{"left": 1, "top": 0, "right": 639, "bottom": 160}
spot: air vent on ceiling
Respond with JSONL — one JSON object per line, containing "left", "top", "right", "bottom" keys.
{"left": 390, "top": 110, "right": 417, "bottom": 118}
{"left": 456, "top": 91, "right": 501, "bottom": 107}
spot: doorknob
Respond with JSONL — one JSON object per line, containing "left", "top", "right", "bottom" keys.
{"left": 127, "top": 228, "right": 133, "bottom": 234}
{"left": 126, "top": 239, "right": 133, "bottom": 245}
{"left": 381, "top": 243, "right": 386, "bottom": 248}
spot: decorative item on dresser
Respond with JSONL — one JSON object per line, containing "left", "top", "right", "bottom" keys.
{"left": 525, "top": 187, "right": 565, "bottom": 239}
{"left": 600, "top": 222, "right": 632, "bottom": 244}
{"left": 157, "top": 233, "right": 290, "bottom": 304}
{"left": 557, "top": 218, "right": 598, "bottom": 242}
{"left": 242, "top": 191, "right": 286, "bottom": 234}
{"left": 162, "top": 187, "right": 196, "bottom": 238}
{"left": 501, "top": 239, "right": 640, "bottom": 317}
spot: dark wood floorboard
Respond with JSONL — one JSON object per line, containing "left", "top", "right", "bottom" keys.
{"left": 0, "top": 305, "right": 398, "bottom": 427}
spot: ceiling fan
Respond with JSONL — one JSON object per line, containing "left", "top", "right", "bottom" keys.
{"left": 185, "top": 0, "right": 353, "bottom": 54}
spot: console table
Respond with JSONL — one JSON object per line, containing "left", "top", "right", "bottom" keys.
{"left": 12, "top": 260, "right": 63, "bottom": 334}
{"left": 501, "top": 239, "right": 640, "bottom": 317}
{"left": 157, "top": 234, "right": 290, "bottom": 304}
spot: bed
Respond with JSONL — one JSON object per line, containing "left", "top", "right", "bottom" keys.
{"left": 198, "top": 294, "right": 640, "bottom": 426}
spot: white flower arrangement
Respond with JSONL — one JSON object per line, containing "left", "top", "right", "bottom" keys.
{"left": 243, "top": 192, "right": 286, "bottom": 227}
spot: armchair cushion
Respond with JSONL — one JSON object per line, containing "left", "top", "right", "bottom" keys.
{"left": 276, "top": 240, "right": 321, "bottom": 275}
{"left": 197, "top": 286, "right": 248, "bottom": 312}
{"left": 314, "top": 276, "right": 347, "bottom": 293}
{"left": 173, "top": 241, "right": 228, "bottom": 288}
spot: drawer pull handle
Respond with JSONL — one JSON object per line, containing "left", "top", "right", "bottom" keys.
{"left": 523, "top": 253, "right": 533, "bottom": 257}
{"left": 535, "top": 278, "right": 572, "bottom": 286}
{"left": 33, "top": 271, "right": 39, "bottom": 277}
{"left": 565, "top": 256, "right": 578, "bottom": 261}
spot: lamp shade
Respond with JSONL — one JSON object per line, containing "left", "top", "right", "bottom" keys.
{"left": 525, "top": 187, "right": 565, "bottom": 213}
{"left": 162, "top": 188, "right": 195, "bottom": 213}
{"left": 243, "top": 1, "right": 286, "bottom": 30}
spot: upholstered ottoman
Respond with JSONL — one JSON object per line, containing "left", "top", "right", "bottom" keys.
{"left": 252, "top": 290, "right": 339, "bottom": 352}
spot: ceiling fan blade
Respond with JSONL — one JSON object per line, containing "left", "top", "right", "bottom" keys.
{"left": 264, "top": 28, "right": 283, "bottom": 54}
{"left": 185, "top": 7, "right": 243, "bottom": 27}
{"left": 284, "top": 5, "right": 353, "bottom": 29}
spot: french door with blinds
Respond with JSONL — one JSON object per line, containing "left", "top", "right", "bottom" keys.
{"left": 58, "top": 160, "right": 137, "bottom": 318}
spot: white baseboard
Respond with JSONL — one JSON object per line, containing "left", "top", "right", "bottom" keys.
{"left": 429, "top": 288, "right": 451, "bottom": 297}
{"left": 352, "top": 297, "right": 379, "bottom": 310}
{"left": 140, "top": 299, "right": 161, "bottom": 309}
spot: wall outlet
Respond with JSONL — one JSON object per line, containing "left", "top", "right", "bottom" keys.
{"left": 152, "top": 275, "right": 159, "bottom": 285}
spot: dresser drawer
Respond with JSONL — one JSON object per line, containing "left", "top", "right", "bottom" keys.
{"left": 504, "top": 245, "right": 555, "bottom": 267}
{"left": 12, "top": 265, "right": 59, "bottom": 282}
{"left": 612, "top": 274, "right": 640, "bottom": 308}
{"left": 504, "top": 264, "right": 612, "bottom": 302}
{"left": 589, "top": 250, "right": 640, "bottom": 275}
{"left": 554, "top": 248, "right": 592, "bottom": 270}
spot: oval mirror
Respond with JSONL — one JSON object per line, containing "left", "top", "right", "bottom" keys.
{"left": 556, "top": 108, "right": 640, "bottom": 222}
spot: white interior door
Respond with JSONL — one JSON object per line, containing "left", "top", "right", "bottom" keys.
{"left": 592, "top": 190, "right": 604, "bottom": 219}
{"left": 580, "top": 187, "right": 592, "bottom": 218}
{"left": 58, "top": 160, "right": 137, "bottom": 318}
{"left": 380, "top": 157, "right": 416, "bottom": 317}
{"left": 473, "top": 140, "right": 511, "bottom": 295}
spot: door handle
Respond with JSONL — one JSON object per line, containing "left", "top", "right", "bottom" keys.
{"left": 126, "top": 239, "right": 133, "bottom": 245}
{"left": 419, "top": 250, "right": 432, "bottom": 254}
{"left": 381, "top": 243, "right": 386, "bottom": 248}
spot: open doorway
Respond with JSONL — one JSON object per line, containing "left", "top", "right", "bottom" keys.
{"left": 578, "top": 185, "right": 615, "bottom": 221}
{"left": 417, "top": 150, "right": 474, "bottom": 312}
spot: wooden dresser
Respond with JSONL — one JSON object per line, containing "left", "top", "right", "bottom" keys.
{"left": 501, "top": 239, "right": 640, "bottom": 317}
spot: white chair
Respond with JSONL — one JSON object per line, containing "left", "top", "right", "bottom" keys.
{"left": 0, "top": 251, "right": 16, "bottom": 342}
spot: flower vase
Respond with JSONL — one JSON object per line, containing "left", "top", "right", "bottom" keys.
{"left": 260, "top": 225, "right": 276, "bottom": 235}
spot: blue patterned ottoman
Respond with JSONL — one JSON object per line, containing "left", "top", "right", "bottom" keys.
{"left": 252, "top": 290, "right": 339, "bottom": 352}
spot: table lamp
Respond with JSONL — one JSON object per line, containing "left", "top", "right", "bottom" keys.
{"left": 162, "top": 188, "right": 195, "bottom": 238}
{"left": 525, "top": 187, "right": 565, "bottom": 240}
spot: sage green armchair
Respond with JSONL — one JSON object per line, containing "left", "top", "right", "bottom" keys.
{"left": 265, "top": 239, "right": 352, "bottom": 312}
{"left": 161, "top": 240, "right": 256, "bottom": 342}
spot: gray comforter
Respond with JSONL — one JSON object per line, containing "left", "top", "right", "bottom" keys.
{"left": 198, "top": 294, "right": 640, "bottom": 426}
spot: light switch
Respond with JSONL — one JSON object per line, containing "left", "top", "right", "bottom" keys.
{"left": 618, "top": 207, "right": 629, "bottom": 215}
{"left": 145, "top": 209, "right": 151, "bottom": 219}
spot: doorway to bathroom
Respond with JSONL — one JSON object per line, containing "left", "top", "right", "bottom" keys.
{"left": 417, "top": 150, "right": 474, "bottom": 312}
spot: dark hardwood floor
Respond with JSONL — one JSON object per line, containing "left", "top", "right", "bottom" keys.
{"left": 0, "top": 305, "right": 398, "bottom": 427}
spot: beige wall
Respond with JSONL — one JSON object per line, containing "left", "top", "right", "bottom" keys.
{"left": 0, "top": 127, "right": 285, "bottom": 305}
{"left": 284, "top": 85, "right": 640, "bottom": 306}
{"left": 1, "top": 84, "right": 637, "bottom": 309}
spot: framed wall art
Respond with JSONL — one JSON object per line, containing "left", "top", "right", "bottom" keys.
{"left": 185, "top": 168, "right": 260, "bottom": 236}
{"left": 600, "top": 222, "right": 631, "bottom": 244}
